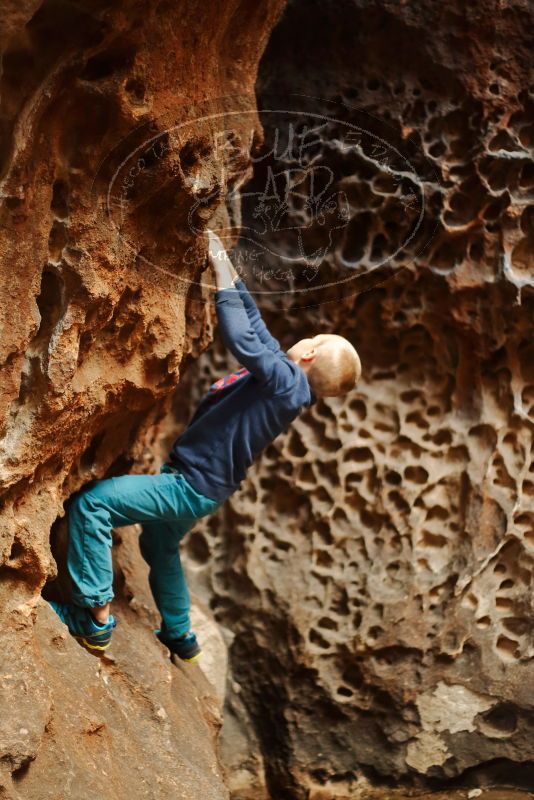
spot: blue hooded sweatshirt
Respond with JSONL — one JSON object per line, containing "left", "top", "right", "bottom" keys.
{"left": 169, "top": 278, "right": 316, "bottom": 502}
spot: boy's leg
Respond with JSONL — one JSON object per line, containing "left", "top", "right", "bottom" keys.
{"left": 67, "top": 471, "right": 213, "bottom": 612}
{"left": 139, "top": 519, "right": 193, "bottom": 638}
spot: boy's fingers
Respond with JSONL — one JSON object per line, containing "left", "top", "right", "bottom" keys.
{"left": 207, "top": 234, "right": 229, "bottom": 262}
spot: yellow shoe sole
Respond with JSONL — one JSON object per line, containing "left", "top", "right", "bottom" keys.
{"left": 181, "top": 651, "right": 202, "bottom": 663}
{"left": 74, "top": 634, "right": 111, "bottom": 657}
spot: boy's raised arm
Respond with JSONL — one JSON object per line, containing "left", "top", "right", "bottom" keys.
{"left": 233, "top": 277, "right": 282, "bottom": 355}
{"left": 207, "top": 230, "right": 289, "bottom": 389}
{"left": 207, "top": 230, "right": 282, "bottom": 355}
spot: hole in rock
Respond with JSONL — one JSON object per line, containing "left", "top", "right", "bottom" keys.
{"left": 388, "top": 491, "right": 410, "bottom": 514}
{"left": 51, "top": 179, "right": 69, "bottom": 218}
{"left": 80, "top": 431, "right": 106, "bottom": 471}
{"left": 36, "top": 268, "right": 64, "bottom": 344}
{"left": 125, "top": 77, "right": 146, "bottom": 101}
{"left": 496, "top": 635, "right": 520, "bottom": 661}
{"left": 342, "top": 663, "right": 363, "bottom": 688}
{"left": 81, "top": 40, "right": 137, "bottom": 81}
{"left": 348, "top": 398, "right": 367, "bottom": 420}
{"left": 42, "top": 512, "right": 72, "bottom": 604}
{"left": 367, "top": 626, "right": 384, "bottom": 641}
{"left": 495, "top": 597, "right": 514, "bottom": 611}
{"left": 315, "top": 520, "right": 334, "bottom": 546}
{"left": 315, "top": 400, "right": 336, "bottom": 421}
{"left": 309, "top": 629, "right": 330, "bottom": 649}
{"left": 315, "top": 486, "right": 333, "bottom": 506}
{"left": 9, "top": 539, "right": 25, "bottom": 561}
{"left": 274, "top": 540, "right": 292, "bottom": 552}
{"left": 360, "top": 509, "right": 382, "bottom": 531}
{"left": 421, "top": 531, "right": 448, "bottom": 549}
{"left": 345, "top": 472, "right": 363, "bottom": 491}
{"left": 404, "top": 466, "right": 428, "bottom": 484}
{"left": 298, "top": 462, "right": 315, "bottom": 485}
{"left": 12, "top": 757, "right": 33, "bottom": 782}
{"left": 318, "top": 617, "right": 338, "bottom": 631}
{"left": 331, "top": 588, "right": 350, "bottom": 616}
{"left": 315, "top": 550, "right": 334, "bottom": 569}
{"left": 342, "top": 212, "right": 371, "bottom": 263}
{"left": 433, "top": 430, "right": 452, "bottom": 445}
{"left": 501, "top": 617, "right": 528, "bottom": 637}
{"left": 479, "top": 703, "right": 519, "bottom": 736}
{"left": 288, "top": 430, "right": 306, "bottom": 458}
{"left": 344, "top": 446, "right": 373, "bottom": 463}
{"left": 425, "top": 505, "right": 449, "bottom": 522}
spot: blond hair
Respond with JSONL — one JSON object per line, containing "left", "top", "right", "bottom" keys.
{"left": 307, "top": 336, "right": 361, "bottom": 397}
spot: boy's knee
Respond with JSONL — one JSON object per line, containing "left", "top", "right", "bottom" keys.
{"left": 69, "top": 486, "right": 100, "bottom": 516}
{"left": 70, "top": 477, "right": 115, "bottom": 511}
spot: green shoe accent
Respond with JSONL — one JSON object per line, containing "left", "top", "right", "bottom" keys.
{"left": 49, "top": 601, "right": 117, "bottom": 656}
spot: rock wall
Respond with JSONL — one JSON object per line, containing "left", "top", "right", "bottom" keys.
{"left": 0, "top": 1, "right": 286, "bottom": 797}
{"left": 172, "top": 1, "right": 534, "bottom": 798}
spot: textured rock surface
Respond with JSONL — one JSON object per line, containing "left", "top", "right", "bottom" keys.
{"left": 171, "top": 0, "right": 534, "bottom": 798}
{"left": 0, "top": 1, "right": 285, "bottom": 797}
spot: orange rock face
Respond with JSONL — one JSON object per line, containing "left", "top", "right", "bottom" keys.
{"left": 0, "top": 1, "right": 285, "bottom": 797}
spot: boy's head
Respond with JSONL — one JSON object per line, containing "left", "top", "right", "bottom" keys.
{"left": 287, "top": 334, "right": 361, "bottom": 398}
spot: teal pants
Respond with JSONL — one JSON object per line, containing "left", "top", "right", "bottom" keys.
{"left": 66, "top": 463, "right": 219, "bottom": 638}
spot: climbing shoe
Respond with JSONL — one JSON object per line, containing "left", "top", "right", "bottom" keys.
{"left": 156, "top": 629, "right": 202, "bottom": 663}
{"left": 49, "top": 601, "right": 117, "bottom": 656}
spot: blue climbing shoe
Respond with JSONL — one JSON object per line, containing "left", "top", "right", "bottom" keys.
{"left": 49, "top": 601, "right": 117, "bottom": 656}
{"left": 156, "top": 629, "right": 201, "bottom": 663}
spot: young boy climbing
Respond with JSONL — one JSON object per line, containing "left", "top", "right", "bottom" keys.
{"left": 50, "top": 230, "right": 361, "bottom": 662}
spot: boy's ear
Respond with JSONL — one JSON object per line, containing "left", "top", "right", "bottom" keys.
{"left": 301, "top": 348, "right": 316, "bottom": 363}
